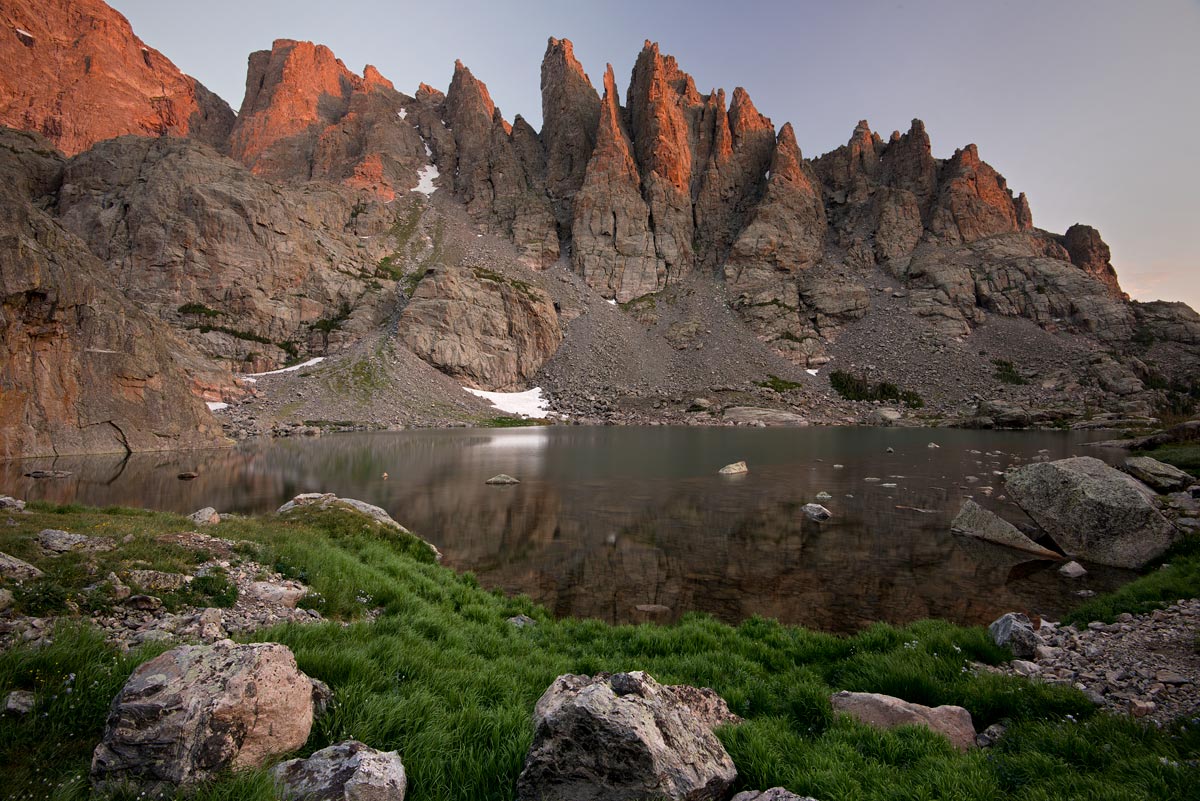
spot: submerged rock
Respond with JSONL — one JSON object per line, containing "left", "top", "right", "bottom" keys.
{"left": 718, "top": 461, "right": 748, "bottom": 475}
{"left": 802, "top": 503, "right": 832, "bottom": 521}
{"left": 1005, "top": 457, "right": 1180, "bottom": 568}
{"left": 830, "top": 690, "right": 976, "bottom": 751}
{"left": 486, "top": 474, "right": 521, "bottom": 485}
{"left": 91, "top": 640, "right": 320, "bottom": 794}
{"left": 272, "top": 740, "right": 407, "bottom": 801}
{"left": 516, "top": 671, "right": 738, "bottom": 801}
{"left": 950, "top": 500, "right": 1059, "bottom": 558}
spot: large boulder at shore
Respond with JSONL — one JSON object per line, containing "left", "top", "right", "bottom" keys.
{"left": 516, "top": 671, "right": 738, "bottom": 801}
{"left": 1005, "top": 457, "right": 1180, "bottom": 568}
{"left": 273, "top": 740, "right": 407, "bottom": 801}
{"left": 91, "top": 640, "right": 319, "bottom": 794}
{"left": 276, "top": 493, "right": 441, "bottom": 562}
{"left": 830, "top": 691, "right": 976, "bottom": 751}
{"left": 950, "top": 500, "right": 1059, "bottom": 559}
{"left": 1121, "top": 457, "right": 1193, "bottom": 494}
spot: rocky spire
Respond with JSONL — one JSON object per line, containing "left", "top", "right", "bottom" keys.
{"left": 1060, "top": 224, "right": 1127, "bottom": 299}
{"left": 879, "top": 119, "right": 938, "bottom": 215}
{"left": 540, "top": 37, "right": 601, "bottom": 232}
{"left": 812, "top": 120, "right": 881, "bottom": 204}
{"left": 444, "top": 59, "right": 498, "bottom": 210}
{"left": 928, "top": 143, "right": 1023, "bottom": 243}
{"left": 571, "top": 65, "right": 658, "bottom": 301}
{"left": 627, "top": 40, "right": 696, "bottom": 280}
{"left": 0, "top": 0, "right": 234, "bottom": 156}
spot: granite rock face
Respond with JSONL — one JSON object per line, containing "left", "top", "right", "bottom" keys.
{"left": 0, "top": 0, "right": 233, "bottom": 156}
{"left": 0, "top": 129, "right": 226, "bottom": 458}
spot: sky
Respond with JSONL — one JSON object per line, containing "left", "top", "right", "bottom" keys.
{"left": 110, "top": 0, "right": 1198, "bottom": 310}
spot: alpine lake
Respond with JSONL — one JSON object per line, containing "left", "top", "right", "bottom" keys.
{"left": 0, "top": 426, "right": 1134, "bottom": 634}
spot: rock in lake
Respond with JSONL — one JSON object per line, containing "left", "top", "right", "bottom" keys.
{"left": 516, "top": 671, "right": 738, "bottom": 801}
{"left": 1121, "top": 456, "right": 1193, "bottom": 494}
{"left": 91, "top": 640, "right": 320, "bottom": 794}
{"left": 486, "top": 474, "right": 521, "bottom": 485}
{"left": 830, "top": 691, "right": 976, "bottom": 751}
{"left": 802, "top": 503, "right": 831, "bottom": 521}
{"left": 988, "top": 612, "right": 1039, "bottom": 659}
{"left": 188, "top": 507, "right": 220, "bottom": 526}
{"left": 1059, "top": 560, "right": 1087, "bottom": 578}
{"left": 273, "top": 740, "right": 407, "bottom": 801}
{"left": 719, "top": 461, "right": 748, "bottom": 475}
{"left": 1005, "top": 456, "right": 1180, "bottom": 568}
{"left": 950, "top": 500, "right": 1059, "bottom": 558}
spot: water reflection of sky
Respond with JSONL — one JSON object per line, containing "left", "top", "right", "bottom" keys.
{"left": 0, "top": 427, "right": 1135, "bottom": 633}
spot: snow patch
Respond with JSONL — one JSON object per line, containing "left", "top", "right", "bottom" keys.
{"left": 413, "top": 164, "right": 439, "bottom": 195}
{"left": 240, "top": 356, "right": 325, "bottom": 383}
{"left": 765, "top": 170, "right": 771, "bottom": 179}
{"left": 606, "top": 299, "right": 617, "bottom": 305}
{"left": 397, "top": 108, "right": 407, "bottom": 120}
{"left": 423, "top": 142, "right": 433, "bottom": 157}
{"left": 464, "top": 386, "right": 549, "bottom": 419}
{"left": 806, "top": 368, "right": 819, "bottom": 376}
{"left": 206, "top": 401, "right": 229, "bottom": 411}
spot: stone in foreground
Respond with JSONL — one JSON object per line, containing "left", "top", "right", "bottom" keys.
{"left": 950, "top": 499, "right": 1059, "bottom": 558}
{"left": 188, "top": 507, "right": 221, "bottom": 526}
{"left": 733, "top": 790, "right": 818, "bottom": 801}
{"left": 517, "top": 671, "right": 738, "bottom": 801}
{"left": 0, "top": 552, "right": 43, "bottom": 582}
{"left": 1005, "top": 456, "right": 1180, "bottom": 568}
{"left": 91, "top": 640, "right": 318, "bottom": 794}
{"left": 830, "top": 690, "right": 976, "bottom": 751}
{"left": 1122, "top": 456, "right": 1193, "bottom": 494}
{"left": 988, "top": 612, "right": 1039, "bottom": 659}
{"left": 273, "top": 740, "right": 407, "bottom": 801}
{"left": 485, "top": 474, "right": 521, "bottom": 485}
{"left": 718, "top": 461, "right": 748, "bottom": 475}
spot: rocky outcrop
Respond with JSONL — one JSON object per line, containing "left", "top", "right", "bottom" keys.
{"left": 950, "top": 499, "right": 1060, "bottom": 558}
{"left": 1122, "top": 456, "right": 1193, "bottom": 494}
{"left": 570, "top": 65, "right": 658, "bottom": 301}
{"left": 273, "top": 740, "right": 408, "bottom": 801}
{"left": 0, "top": 0, "right": 233, "bottom": 156}
{"left": 56, "top": 135, "right": 403, "bottom": 367}
{"left": 0, "top": 129, "right": 226, "bottom": 458}
{"left": 831, "top": 691, "right": 976, "bottom": 751}
{"left": 540, "top": 38, "right": 600, "bottom": 232}
{"left": 1005, "top": 456, "right": 1181, "bottom": 568}
{"left": 928, "top": 144, "right": 1024, "bottom": 244}
{"left": 517, "top": 671, "right": 738, "bottom": 801}
{"left": 1058, "top": 224, "right": 1126, "bottom": 299}
{"left": 91, "top": 640, "right": 319, "bottom": 794}
{"left": 399, "top": 263, "right": 562, "bottom": 390}
{"left": 444, "top": 61, "right": 558, "bottom": 267}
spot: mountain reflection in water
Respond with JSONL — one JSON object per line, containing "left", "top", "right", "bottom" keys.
{"left": 0, "top": 426, "right": 1133, "bottom": 634}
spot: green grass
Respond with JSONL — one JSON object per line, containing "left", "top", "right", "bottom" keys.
{"left": 830, "top": 371, "right": 924, "bottom": 409}
{"left": 1065, "top": 534, "right": 1200, "bottom": 625}
{"left": 755, "top": 375, "right": 803, "bottom": 392}
{"left": 478, "top": 417, "right": 547, "bottom": 428}
{"left": 992, "top": 359, "right": 1029, "bottom": 386}
{"left": 0, "top": 505, "right": 1196, "bottom": 800}
{"left": 1138, "top": 443, "right": 1200, "bottom": 477}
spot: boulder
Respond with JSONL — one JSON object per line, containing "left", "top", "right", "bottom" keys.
{"left": 0, "top": 588, "right": 12, "bottom": 610}
{"left": 36, "top": 528, "right": 114, "bottom": 554}
{"left": 1122, "top": 457, "right": 1193, "bottom": 494}
{"left": 507, "top": 614, "right": 537, "bottom": 628}
{"left": 4, "top": 690, "right": 35, "bottom": 716}
{"left": 1059, "top": 561, "right": 1087, "bottom": 579}
{"left": 949, "top": 500, "right": 1059, "bottom": 558}
{"left": 830, "top": 691, "right": 976, "bottom": 751}
{"left": 188, "top": 507, "right": 221, "bottom": 526}
{"left": 718, "top": 461, "right": 748, "bottom": 475}
{"left": 723, "top": 407, "right": 809, "bottom": 426}
{"left": 733, "top": 791, "right": 818, "bottom": 801}
{"left": 802, "top": 504, "right": 832, "bottom": 521}
{"left": 0, "top": 552, "right": 43, "bottom": 582}
{"left": 1005, "top": 457, "right": 1180, "bottom": 568}
{"left": 869, "top": 408, "right": 903, "bottom": 426}
{"left": 0, "top": 496, "right": 26, "bottom": 512}
{"left": 244, "top": 581, "right": 306, "bottom": 609}
{"left": 272, "top": 740, "right": 407, "bottom": 801}
{"left": 278, "top": 493, "right": 402, "bottom": 529}
{"left": 486, "top": 474, "right": 521, "bottom": 485}
{"left": 988, "top": 612, "right": 1038, "bottom": 659}
{"left": 516, "top": 671, "right": 738, "bottom": 801}
{"left": 91, "top": 640, "right": 319, "bottom": 793}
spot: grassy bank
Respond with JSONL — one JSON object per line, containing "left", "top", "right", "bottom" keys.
{"left": 0, "top": 503, "right": 1197, "bottom": 801}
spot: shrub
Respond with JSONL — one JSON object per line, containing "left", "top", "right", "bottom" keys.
{"left": 830, "top": 371, "right": 924, "bottom": 408}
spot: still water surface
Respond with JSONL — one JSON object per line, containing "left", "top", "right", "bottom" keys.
{"left": 0, "top": 427, "right": 1132, "bottom": 633}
